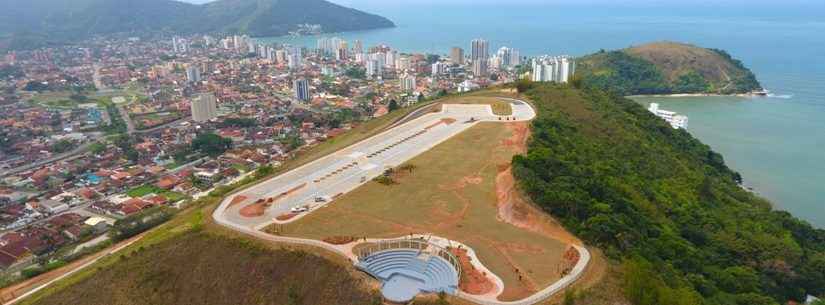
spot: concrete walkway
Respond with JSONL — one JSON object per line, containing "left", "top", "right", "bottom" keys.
{"left": 212, "top": 99, "right": 591, "bottom": 305}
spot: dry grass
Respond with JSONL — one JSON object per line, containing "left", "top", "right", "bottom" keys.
{"left": 26, "top": 232, "right": 383, "bottom": 305}
{"left": 273, "top": 122, "right": 570, "bottom": 301}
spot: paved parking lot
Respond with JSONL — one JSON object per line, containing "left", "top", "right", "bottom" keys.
{"left": 219, "top": 100, "right": 536, "bottom": 230}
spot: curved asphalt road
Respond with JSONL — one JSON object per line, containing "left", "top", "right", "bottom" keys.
{"left": 213, "top": 99, "right": 591, "bottom": 305}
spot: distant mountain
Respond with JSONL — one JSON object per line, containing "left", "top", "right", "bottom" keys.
{"left": 576, "top": 42, "right": 762, "bottom": 95}
{"left": 0, "top": 0, "right": 394, "bottom": 50}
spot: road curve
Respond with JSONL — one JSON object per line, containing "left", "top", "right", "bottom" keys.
{"left": 212, "top": 99, "right": 590, "bottom": 305}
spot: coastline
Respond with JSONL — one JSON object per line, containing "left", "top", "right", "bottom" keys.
{"left": 626, "top": 93, "right": 755, "bottom": 98}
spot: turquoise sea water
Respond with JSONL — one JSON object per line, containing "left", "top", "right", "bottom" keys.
{"left": 259, "top": 3, "right": 825, "bottom": 227}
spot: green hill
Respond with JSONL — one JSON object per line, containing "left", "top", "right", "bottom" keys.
{"left": 513, "top": 83, "right": 824, "bottom": 305}
{"left": 0, "top": 0, "right": 394, "bottom": 50}
{"left": 576, "top": 42, "right": 762, "bottom": 95}
{"left": 25, "top": 232, "right": 385, "bottom": 305}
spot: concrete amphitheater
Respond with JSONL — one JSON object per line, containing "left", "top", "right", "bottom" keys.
{"left": 356, "top": 241, "right": 460, "bottom": 303}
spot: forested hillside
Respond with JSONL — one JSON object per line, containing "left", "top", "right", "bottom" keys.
{"left": 576, "top": 42, "right": 762, "bottom": 95}
{"left": 512, "top": 83, "right": 825, "bottom": 305}
{"left": 0, "top": 0, "right": 394, "bottom": 51}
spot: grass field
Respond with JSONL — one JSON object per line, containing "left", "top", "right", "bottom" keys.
{"left": 271, "top": 121, "right": 570, "bottom": 301}
{"left": 126, "top": 185, "right": 187, "bottom": 203}
{"left": 24, "top": 231, "right": 384, "bottom": 305}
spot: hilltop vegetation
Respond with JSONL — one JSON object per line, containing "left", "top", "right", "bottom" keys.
{"left": 576, "top": 42, "right": 762, "bottom": 95}
{"left": 27, "top": 232, "right": 384, "bottom": 305}
{"left": 0, "top": 0, "right": 394, "bottom": 50}
{"left": 512, "top": 83, "right": 825, "bottom": 305}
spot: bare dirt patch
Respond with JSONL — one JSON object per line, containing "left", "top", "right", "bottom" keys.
{"left": 239, "top": 200, "right": 267, "bottom": 217}
{"left": 323, "top": 236, "right": 355, "bottom": 245}
{"left": 276, "top": 212, "right": 299, "bottom": 221}
{"left": 227, "top": 195, "right": 248, "bottom": 207}
{"left": 450, "top": 247, "right": 495, "bottom": 295}
{"left": 239, "top": 183, "right": 306, "bottom": 218}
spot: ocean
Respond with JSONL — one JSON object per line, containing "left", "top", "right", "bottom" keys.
{"left": 258, "top": 3, "right": 825, "bottom": 227}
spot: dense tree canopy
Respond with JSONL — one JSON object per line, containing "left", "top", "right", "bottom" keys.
{"left": 512, "top": 84, "right": 825, "bottom": 305}
{"left": 192, "top": 133, "right": 232, "bottom": 157}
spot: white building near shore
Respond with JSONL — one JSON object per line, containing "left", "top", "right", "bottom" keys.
{"left": 648, "top": 103, "right": 688, "bottom": 129}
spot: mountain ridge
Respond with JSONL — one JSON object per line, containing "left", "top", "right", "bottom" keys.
{"left": 0, "top": 0, "right": 395, "bottom": 50}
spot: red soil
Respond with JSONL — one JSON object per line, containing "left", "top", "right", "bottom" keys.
{"left": 239, "top": 183, "right": 307, "bottom": 218}
{"left": 322, "top": 236, "right": 355, "bottom": 245}
{"left": 275, "top": 212, "right": 298, "bottom": 221}
{"left": 450, "top": 247, "right": 495, "bottom": 295}
{"left": 228, "top": 195, "right": 248, "bottom": 207}
{"left": 424, "top": 118, "right": 457, "bottom": 130}
{"left": 240, "top": 202, "right": 267, "bottom": 217}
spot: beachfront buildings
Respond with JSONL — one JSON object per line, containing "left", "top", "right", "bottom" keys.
{"left": 471, "top": 39, "right": 489, "bottom": 77}
{"left": 532, "top": 55, "right": 575, "bottom": 83}
{"left": 191, "top": 93, "right": 218, "bottom": 122}
{"left": 648, "top": 103, "right": 688, "bottom": 129}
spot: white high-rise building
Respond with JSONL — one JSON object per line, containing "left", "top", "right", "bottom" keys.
{"left": 353, "top": 40, "right": 363, "bottom": 54}
{"left": 532, "top": 55, "right": 576, "bottom": 83}
{"left": 400, "top": 75, "right": 416, "bottom": 92}
{"left": 288, "top": 48, "right": 302, "bottom": 70}
{"left": 385, "top": 51, "right": 398, "bottom": 69}
{"left": 191, "top": 93, "right": 218, "bottom": 122}
{"left": 431, "top": 62, "right": 448, "bottom": 75}
{"left": 396, "top": 57, "right": 411, "bottom": 71}
{"left": 366, "top": 59, "right": 383, "bottom": 79}
{"left": 497, "top": 47, "right": 520, "bottom": 69}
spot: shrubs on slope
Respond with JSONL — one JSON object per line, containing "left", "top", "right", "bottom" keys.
{"left": 512, "top": 84, "right": 825, "bottom": 305}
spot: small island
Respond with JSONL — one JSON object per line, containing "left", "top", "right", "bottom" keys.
{"left": 576, "top": 41, "right": 763, "bottom": 96}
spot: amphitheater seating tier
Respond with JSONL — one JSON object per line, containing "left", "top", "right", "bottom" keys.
{"left": 357, "top": 249, "right": 460, "bottom": 302}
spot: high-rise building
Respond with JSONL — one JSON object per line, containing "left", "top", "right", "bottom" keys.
{"left": 186, "top": 66, "right": 202, "bottom": 83}
{"left": 172, "top": 37, "right": 187, "bottom": 53}
{"left": 288, "top": 48, "right": 302, "bottom": 70}
{"left": 366, "top": 59, "right": 383, "bottom": 79}
{"left": 293, "top": 79, "right": 310, "bottom": 102}
{"left": 275, "top": 49, "right": 287, "bottom": 64}
{"left": 496, "top": 47, "right": 520, "bottom": 69}
{"left": 400, "top": 75, "right": 416, "bottom": 92}
{"left": 191, "top": 93, "right": 218, "bottom": 122}
{"left": 531, "top": 55, "right": 576, "bottom": 83}
{"left": 385, "top": 51, "right": 398, "bottom": 69}
{"left": 472, "top": 61, "right": 488, "bottom": 77}
{"left": 336, "top": 41, "right": 349, "bottom": 60}
{"left": 431, "top": 62, "right": 448, "bottom": 75}
{"left": 471, "top": 39, "right": 489, "bottom": 63}
{"left": 450, "top": 47, "right": 464, "bottom": 65}
{"left": 353, "top": 40, "right": 363, "bottom": 54}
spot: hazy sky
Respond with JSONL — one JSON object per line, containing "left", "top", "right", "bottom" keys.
{"left": 181, "top": 0, "right": 824, "bottom": 6}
